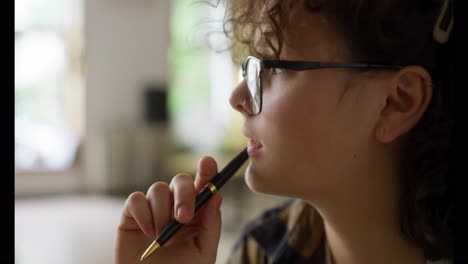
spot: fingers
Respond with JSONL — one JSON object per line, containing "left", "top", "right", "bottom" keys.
{"left": 146, "top": 182, "right": 172, "bottom": 236}
{"left": 120, "top": 157, "right": 220, "bottom": 246}
{"left": 197, "top": 192, "right": 223, "bottom": 257}
{"left": 121, "top": 191, "right": 155, "bottom": 238}
{"left": 169, "top": 173, "right": 197, "bottom": 224}
{"left": 194, "top": 156, "right": 218, "bottom": 192}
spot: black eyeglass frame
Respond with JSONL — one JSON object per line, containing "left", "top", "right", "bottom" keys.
{"left": 240, "top": 55, "right": 404, "bottom": 115}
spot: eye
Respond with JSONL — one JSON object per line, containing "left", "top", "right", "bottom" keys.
{"left": 271, "top": 68, "right": 284, "bottom": 75}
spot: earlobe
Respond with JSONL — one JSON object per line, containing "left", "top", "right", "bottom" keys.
{"left": 376, "top": 121, "right": 402, "bottom": 144}
{"left": 375, "top": 66, "right": 432, "bottom": 144}
{"left": 377, "top": 126, "right": 392, "bottom": 144}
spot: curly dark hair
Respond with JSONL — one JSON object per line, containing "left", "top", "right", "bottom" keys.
{"left": 219, "top": 0, "right": 454, "bottom": 260}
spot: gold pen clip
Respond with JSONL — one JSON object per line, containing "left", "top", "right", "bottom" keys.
{"left": 205, "top": 182, "right": 217, "bottom": 194}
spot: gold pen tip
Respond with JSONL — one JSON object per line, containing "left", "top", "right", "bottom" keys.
{"left": 140, "top": 241, "right": 160, "bottom": 262}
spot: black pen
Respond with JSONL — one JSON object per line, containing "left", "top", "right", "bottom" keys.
{"left": 140, "top": 147, "right": 249, "bottom": 261}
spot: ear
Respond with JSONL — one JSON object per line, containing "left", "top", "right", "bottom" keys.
{"left": 375, "top": 66, "right": 433, "bottom": 143}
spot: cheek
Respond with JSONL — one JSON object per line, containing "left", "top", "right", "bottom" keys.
{"left": 256, "top": 84, "right": 340, "bottom": 191}
{"left": 263, "top": 88, "right": 312, "bottom": 146}
{"left": 263, "top": 79, "right": 377, "bottom": 189}
{"left": 317, "top": 88, "right": 379, "bottom": 184}
{"left": 250, "top": 75, "right": 376, "bottom": 196}
{"left": 262, "top": 82, "right": 335, "bottom": 152}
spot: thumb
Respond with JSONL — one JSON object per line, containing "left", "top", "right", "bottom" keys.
{"left": 194, "top": 156, "right": 218, "bottom": 192}
{"left": 196, "top": 192, "right": 223, "bottom": 258}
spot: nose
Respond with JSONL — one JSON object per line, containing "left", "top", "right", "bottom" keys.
{"left": 229, "top": 79, "right": 254, "bottom": 116}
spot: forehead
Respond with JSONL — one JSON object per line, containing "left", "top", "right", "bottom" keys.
{"left": 254, "top": 5, "right": 349, "bottom": 61}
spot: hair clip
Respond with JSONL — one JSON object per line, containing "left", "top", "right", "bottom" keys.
{"left": 433, "top": 0, "right": 454, "bottom": 44}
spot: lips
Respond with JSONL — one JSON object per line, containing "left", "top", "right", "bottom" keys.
{"left": 243, "top": 127, "right": 263, "bottom": 157}
{"left": 247, "top": 139, "right": 263, "bottom": 156}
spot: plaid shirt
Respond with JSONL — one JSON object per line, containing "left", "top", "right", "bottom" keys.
{"left": 226, "top": 199, "right": 331, "bottom": 264}
{"left": 225, "top": 199, "right": 452, "bottom": 264}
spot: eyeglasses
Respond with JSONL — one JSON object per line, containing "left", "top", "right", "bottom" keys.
{"left": 240, "top": 55, "right": 404, "bottom": 115}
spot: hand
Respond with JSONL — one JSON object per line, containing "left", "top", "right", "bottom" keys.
{"left": 115, "top": 156, "right": 222, "bottom": 264}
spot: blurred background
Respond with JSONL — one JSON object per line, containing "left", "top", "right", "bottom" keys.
{"left": 14, "top": 0, "right": 288, "bottom": 263}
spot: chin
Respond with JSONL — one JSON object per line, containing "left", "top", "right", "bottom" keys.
{"left": 244, "top": 174, "right": 264, "bottom": 194}
{"left": 244, "top": 161, "right": 326, "bottom": 200}
{"left": 244, "top": 163, "right": 281, "bottom": 195}
{"left": 244, "top": 162, "right": 265, "bottom": 193}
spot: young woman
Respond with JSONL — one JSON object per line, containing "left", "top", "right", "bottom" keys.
{"left": 115, "top": 0, "right": 453, "bottom": 263}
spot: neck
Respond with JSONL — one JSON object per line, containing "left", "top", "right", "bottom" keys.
{"left": 306, "top": 144, "right": 425, "bottom": 264}
{"left": 320, "top": 206, "right": 425, "bottom": 264}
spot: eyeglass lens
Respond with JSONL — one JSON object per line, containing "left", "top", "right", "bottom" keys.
{"left": 246, "top": 58, "right": 261, "bottom": 114}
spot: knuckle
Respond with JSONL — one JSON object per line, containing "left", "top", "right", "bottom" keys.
{"left": 147, "top": 181, "right": 170, "bottom": 197}
{"left": 128, "top": 191, "right": 145, "bottom": 204}
{"left": 170, "top": 173, "right": 193, "bottom": 186}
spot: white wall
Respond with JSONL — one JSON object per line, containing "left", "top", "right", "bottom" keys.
{"left": 84, "top": 0, "right": 171, "bottom": 193}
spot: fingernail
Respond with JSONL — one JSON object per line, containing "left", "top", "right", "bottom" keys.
{"left": 177, "top": 205, "right": 193, "bottom": 219}
{"left": 198, "top": 158, "right": 203, "bottom": 171}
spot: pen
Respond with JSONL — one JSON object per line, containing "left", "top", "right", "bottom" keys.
{"left": 140, "top": 147, "right": 249, "bottom": 261}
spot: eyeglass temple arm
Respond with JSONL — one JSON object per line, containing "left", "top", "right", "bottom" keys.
{"left": 263, "top": 60, "right": 403, "bottom": 70}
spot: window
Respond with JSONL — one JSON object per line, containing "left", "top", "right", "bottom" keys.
{"left": 168, "top": 0, "right": 245, "bottom": 155}
{"left": 15, "top": 0, "right": 84, "bottom": 172}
